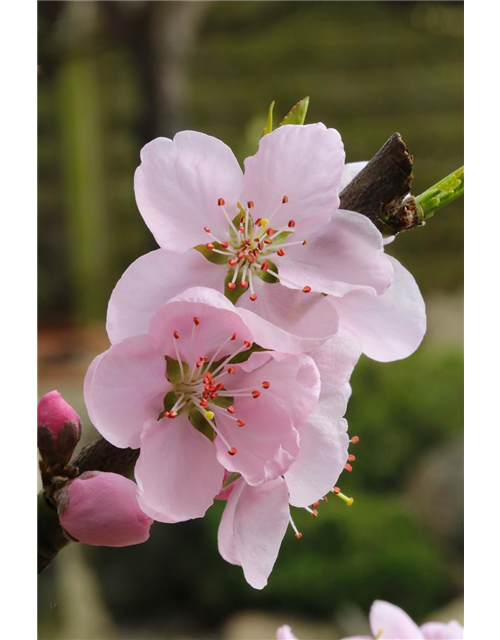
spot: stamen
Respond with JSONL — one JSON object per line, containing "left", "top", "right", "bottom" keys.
{"left": 173, "top": 331, "right": 180, "bottom": 340}
{"left": 348, "top": 454, "right": 356, "bottom": 462}
{"left": 193, "top": 317, "right": 200, "bottom": 326}
{"left": 289, "top": 514, "right": 302, "bottom": 539}
{"left": 172, "top": 334, "right": 184, "bottom": 382}
{"left": 228, "top": 447, "right": 237, "bottom": 456}
{"left": 350, "top": 436, "right": 360, "bottom": 444}
{"left": 217, "top": 199, "right": 239, "bottom": 235}
{"left": 206, "top": 243, "right": 214, "bottom": 250}
{"left": 247, "top": 201, "right": 254, "bottom": 209}
{"left": 334, "top": 490, "right": 354, "bottom": 507}
{"left": 302, "top": 286, "right": 312, "bottom": 293}
{"left": 262, "top": 381, "right": 270, "bottom": 389}
{"left": 344, "top": 463, "right": 353, "bottom": 472}
{"left": 277, "top": 249, "right": 285, "bottom": 257}
{"left": 227, "top": 406, "right": 235, "bottom": 414}
{"left": 304, "top": 506, "right": 318, "bottom": 517}
{"left": 282, "top": 195, "right": 289, "bottom": 204}
{"left": 218, "top": 198, "right": 225, "bottom": 206}
{"left": 288, "top": 220, "right": 295, "bottom": 228}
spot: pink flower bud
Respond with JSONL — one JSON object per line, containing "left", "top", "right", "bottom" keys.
{"left": 57, "top": 472, "right": 153, "bottom": 547}
{"left": 37, "top": 390, "right": 82, "bottom": 467}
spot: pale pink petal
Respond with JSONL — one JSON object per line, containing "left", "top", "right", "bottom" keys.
{"left": 284, "top": 384, "right": 348, "bottom": 508}
{"left": 214, "top": 399, "right": 299, "bottom": 486}
{"left": 148, "top": 287, "right": 253, "bottom": 362}
{"left": 136, "top": 417, "right": 224, "bottom": 523}
{"left": 220, "top": 477, "right": 290, "bottom": 589}
{"left": 84, "top": 336, "right": 167, "bottom": 449}
{"left": 308, "top": 327, "right": 362, "bottom": 389}
{"left": 242, "top": 124, "right": 344, "bottom": 234}
{"left": 332, "top": 256, "right": 426, "bottom": 362}
{"left": 339, "top": 161, "right": 369, "bottom": 191}
{"left": 276, "top": 625, "right": 298, "bottom": 640}
{"left": 370, "top": 601, "right": 424, "bottom": 640}
{"left": 278, "top": 210, "right": 393, "bottom": 296}
{"left": 236, "top": 351, "right": 321, "bottom": 424}
{"left": 237, "top": 277, "right": 339, "bottom": 353}
{"left": 218, "top": 477, "right": 246, "bottom": 565}
{"left": 420, "top": 621, "right": 464, "bottom": 639}
{"left": 58, "top": 472, "right": 153, "bottom": 547}
{"left": 107, "top": 249, "right": 225, "bottom": 344}
{"left": 135, "top": 132, "right": 243, "bottom": 252}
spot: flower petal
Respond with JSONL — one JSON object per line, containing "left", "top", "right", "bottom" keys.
{"left": 237, "top": 278, "right": 339, "bottom": 353}
{"left": 308, "top": 327, "right": 362, "bottom": 389}
{"left": 218, "top": 477, "right": 246, "bottom": 565}
{"left": 219, "top": 477, "right": 290, "bottom": 589}
{"left": 242, "top": 124, "right": 344, "bottom": 234}
{"left": 135, "top": 132, "right": 243, "bottom": 252}
{"left": 285, "top": 384, "right": 348, "bottom": 508}
{"left": 339, "top": 161, "right": 369, "bottom": 191}
{"left": 278, "top": 210, "right": 393, "bottom": 296}
{"left": 420, "top": 621, "right": 464, "bottom": 639}
{"left": 370, "top": 601, "right": 424, "bottom": 640}
{"left": 332, "top": 256, "right": 426, "bottom": 362}
{"left": 214, "top": 399, "right": 299, "bottom": 486}
{"left": 136, "top": 417, "right": 224, "bottom": 523}
{"left": 107, "top": 249, "right": 225, "bottom": 344}
{"left": 84, "top": 336, "right": 166, "bottom": 449}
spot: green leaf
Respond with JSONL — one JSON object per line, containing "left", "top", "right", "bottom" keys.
{"left": 210, "top": 343, "right": 267, "bottom": 372}
{"left": 223, "top": 472, "right": 241, "bottom": 489}
{"left": 261, "top": 100, "right": 275, "bottom": 137}
{"left": 189, "top": 408, "right": 215, "bottom": 442}
{"left": 254, "top": 259, "right": 279, "bottom": 284}
{"left": 165, "top": 356, "right": 189, "bottom": 384}
{"left": 194, "top": 244, "right": 229, "bottom": 265}
{"left": 279, "top": 96, "right": 310, "bottom": 126}
{"left": 211, "top": 395, "right": 234, "bottom": 409}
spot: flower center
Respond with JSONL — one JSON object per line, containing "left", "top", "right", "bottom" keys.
{"left": 204, "top": 197, "right": 311, "bottom": 301}
{"left": 161, "top": 317, "right": 270, "bottom": 456}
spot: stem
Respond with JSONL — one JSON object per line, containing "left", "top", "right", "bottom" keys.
{"left": 414, "top": 166, "right": 464, "bottom": 220}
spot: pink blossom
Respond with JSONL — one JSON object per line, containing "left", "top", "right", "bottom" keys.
{"left": 37, "top": 390, "right": 82, "bottom": 466}
{"left": 276, "top": 625, "right": 298, "bottom": 640}
{"left": 57, "top": 472, "right": 153, "bottom": 547}
{"left": 218, "top": 384, "right": 350, "bottom": 589}
{"left": 107, "top": 124, "right": 425, "bottom": 363}
{"left": 85, "top": 287, "right": 336, "bottom": 526}
{"left": 342, "top": 600, "right": 464, "bottom": 640}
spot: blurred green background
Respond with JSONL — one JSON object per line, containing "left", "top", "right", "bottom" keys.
{"left": 38, "top": 2, "right": 463, "bottom": 639}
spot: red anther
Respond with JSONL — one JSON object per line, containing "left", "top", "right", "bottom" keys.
{"left": 311, "top": 501, "right": 320, "bottom": 508}
{"left": 250, "top": 293, "right": 257, "bottom": 301}
{"left": 288, "top": 219, "right": 296, "bottom": 228}
{"left": 216, "top": 382, "right": 225, "bottom": 390}
{"left": 311, "top": 509, "right": 318, "bottom": 517}
{"left": 277, "top": 248, "right": 285, "bottom": 256}
{"left": 295, "top": 532, "right": 303, "bottom": 539}
{"left": 260, "top": 261, "right": 269, "bottom": 271}
{"left": 221, "top": 241, "right": 229, "bottom": 249}
{"left": 200, "top": 398, "right": 208, "bottom": 408}
{"left": 247, "top": 200, "right": 254, "bottom": 209}
{"left": 218, "top": 198, "right": 225, "bottom": 206}
{"left": 264, "top": 239, "right": 273, "bottom": 245}
{"left": 282, "top": 195, "right": 289, "bottom": 204}
{"left": 196, "top": 360, "right": 203, "bottom": 368}
{"left": 227, "top": 406, "right": 235, "bottom": 414}
{"left": 173, "top": 330, "right": 180, "bottom": 339}
{"left": 240, "top": 280, "right": 248, "bottom": 289}
{"left": 204, "top": 226, "right": 211, "bottom": 233}
{"left": 200, "top": 356, "right": 208, "bottom": 362}
{"left": 231, "top": 333, "right": 237, "bottom": 341}
{"left": 323, "top": 496, "right": 328, "bottom": 502}
{"left": 302, "top": 286, "right": 312, "bottom": 293}
{"left": 252, "top": 390, "right": 260, "bottom": 399}
{"left": 193, "top": 317, "right": 200, "bottom": 326}
{"left": 163, "top": 412, "right": 170, "bottom": 418}
{"left": 239, "top": 226, "right": 245, "bottom": 233}
{"left": 228, "top": 283, "right": 236, "bottom": 290}
{"left": 332, "top": 486, "right": 341, "bottom": 494}
{"left": 348, "top": 454, "right": 356, "bottom": 462}
{"left": 350, "top": 435, "right": 360, "bottom": 444}
{"left": 244, "top": 340, "right": 251, "bottom": 348}
{"left": 266, "top": 227, "right": 275, "bottom": 236}
{"left": 228, "top": 447, "right": 237, "bottom": 456}
{"left": 344, "top": 463, "right": 353, "bottom": 472}
{"left": 206, "top": 243, "right": 215, "bottom": 250}
{"left": 229, "top": 258, "right": 238, "bottom": 266}
{"left": 248, "top": 254, "right": 255, "bottom": 264}
{"left": 262, "top": 381, "right": 270, "bottom": 389}
{"left": 227, "top": 366, "right": 236, "bottom": 374}
{"left": 258, "top": 242, "right": 264, "bottom": 250}
{"left": 169, "top": 411, "right": 178, "bottom": 419}
{"left": 237, "top": 251, "right": 246, "bottom": 260}
{"left": 237, "top": 419, "right": 245, "bottom": 427}
{"left": 255, "top": 218, "right": 262, "bottom": 226}
{"left": 240, "top": 216, "right": 245, "bottom": 225}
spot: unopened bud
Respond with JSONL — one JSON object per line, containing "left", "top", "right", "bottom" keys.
{"left": 37, "top": 390, "right": 82, "bottom": 467}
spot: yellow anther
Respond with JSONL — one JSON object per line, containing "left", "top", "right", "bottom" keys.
{"left": 260, "top": 218, "right": 269, "bottom": 229}
{"left": 205, "top": 410, "right": 215, "bottom": 420}
{"left": 335, "top": 491, "right": 354, "bottom": 507}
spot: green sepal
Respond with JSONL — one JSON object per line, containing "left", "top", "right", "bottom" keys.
{"left": 189, "top": 408, "right": 215, "bottom": 442}
{"left": 211, "top": 395, "right": 234, "bottom": 409}
{"left": 210, "top": 342, "right": 266, "bottom": 372}
{"left": 158, "top": 391, "right": 179, "bottom": 420}
{"left": 254, "top": 259, "right": 279, "bottom": 284}
{"left": 165, "top": 356, "right": 189, "bottom": 384}
{"left": 223, "top": 472, "right": 241, "bottom": 489}
{"left": 261, "top": 100, "right": 275, "bottom": 137}
{"left": 279, "top": 96, "right": 309, "bottom": 127}
{"left": 224, "top": 270, "right": 248, "bottom": 304}
{"left": 194, "top": 244, "right": 228, "bottom": 265}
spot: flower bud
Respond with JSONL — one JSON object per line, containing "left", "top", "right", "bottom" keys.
{"left": 57, "top": 472, "right": 153, "bottom": 547}
{"left": 37, "top": 390, "right": 82, "bottom": 467}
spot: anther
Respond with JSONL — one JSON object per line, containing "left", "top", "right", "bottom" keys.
{"left": 264, "top": 239, "right": 273, "bottom": 245}
{"left": 250, "top": 293, "right": 257, "bottom": 301}
{"left": 206, "top": 243, "right": 214, "bottom": 250}
{"left": 248, "top": 254, "right": 255, "bottom": 264}
{"left": 311, "top": 501, "right": 320, "bottom": 508}
{"left": 266, "top": 227, "right": 275, "bottom": 236}
{"left": 262, "top": 381, "right": 270, "bottom": 389}
{"left": 252, "top": 390, "right": 260, "bottom": 399}
{"left": 173, "top": 330, "right": 180, "bottom": 339}
{"left": 295, "top": 532, "right": 303, "bottom": 539}
{"left": 260, "top": 262, "right": 269, "bottom": 271}
{"left": 204, "top": 226, "right": 211, "bottom": 233}
{"left": 221, "top": 241, "right": 229, "bottom": 249}
{"left": 237, "top": 251, "right": 246, "bottom": 260}
{"left": 282, "top": 195, "right": 289, "bottom": 204}
{"left": 288, "top": 219, "right": 295, "bottom": 228}
{"left": 244, "top": 341, "right": 251, "bottom": 348}
{"left": 218, "top": 198, "right": 225, "bottom": 206}
{"left": 228, "top": 447, "right": 237, "bottom": 456}
{"left": 247, "top": 201, "right": 254, "bottom": 209}
{"left": 348, "top": 454, "right": 356, "bottom": 462}
{"left": 255, "top": 218, "right": 262, "bottom": 226}
{"left": 323, "top": 496, "right": 328, "bottom": 502}
{"left": 277, "top": 248, "right": 285, "bottom": 256}
{"left": 237, "top": 419, "right": 245, "bottom": 427}
{"left": 228, "top": 283, "right": 236, "bottom": 290}
{"left": 231, "top": 333, "right": 237, "bottom": 341}
{"left": 229, "top": 258, "right": 238, "bottom": 266}
{"left": 311, "top": 509, "right": 318, "bottom": 518}
{"left": 227, "top": 366, "right": 236, "bottom": 374}
{"left": 240, "top": 280, "right": 248, "bottom": 289}
{"left": 302, "top": 286, "right": 312, "bottom": 293}
{"left": 227, "top": 406, "right": 235, "bottom": 414}
{"left": 332, "top": 487, "right": 341, "bottom": 494}
{"left": 344, "top": 463, "right": 353, "bottom": 472}
{"left": 350, "top": 436, "right": 360, "bottom": 444}
{"left": 302, "top": 240, "right": 307, "bottom": 246}
{"left": 193, "top": 317, "right": 200, "bottom": 326}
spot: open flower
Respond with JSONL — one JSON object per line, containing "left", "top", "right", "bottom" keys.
{"left": 84, "top": 287, "right": 325, "bottom": 524}
{"left": 107, "top": 124, "right": 425, "bottom": 362}
{"left": 217, "top": 384, "right": 350, "bottom": 589}
{"left": 342, "top": 600, "right": 464, "bottom": 640}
